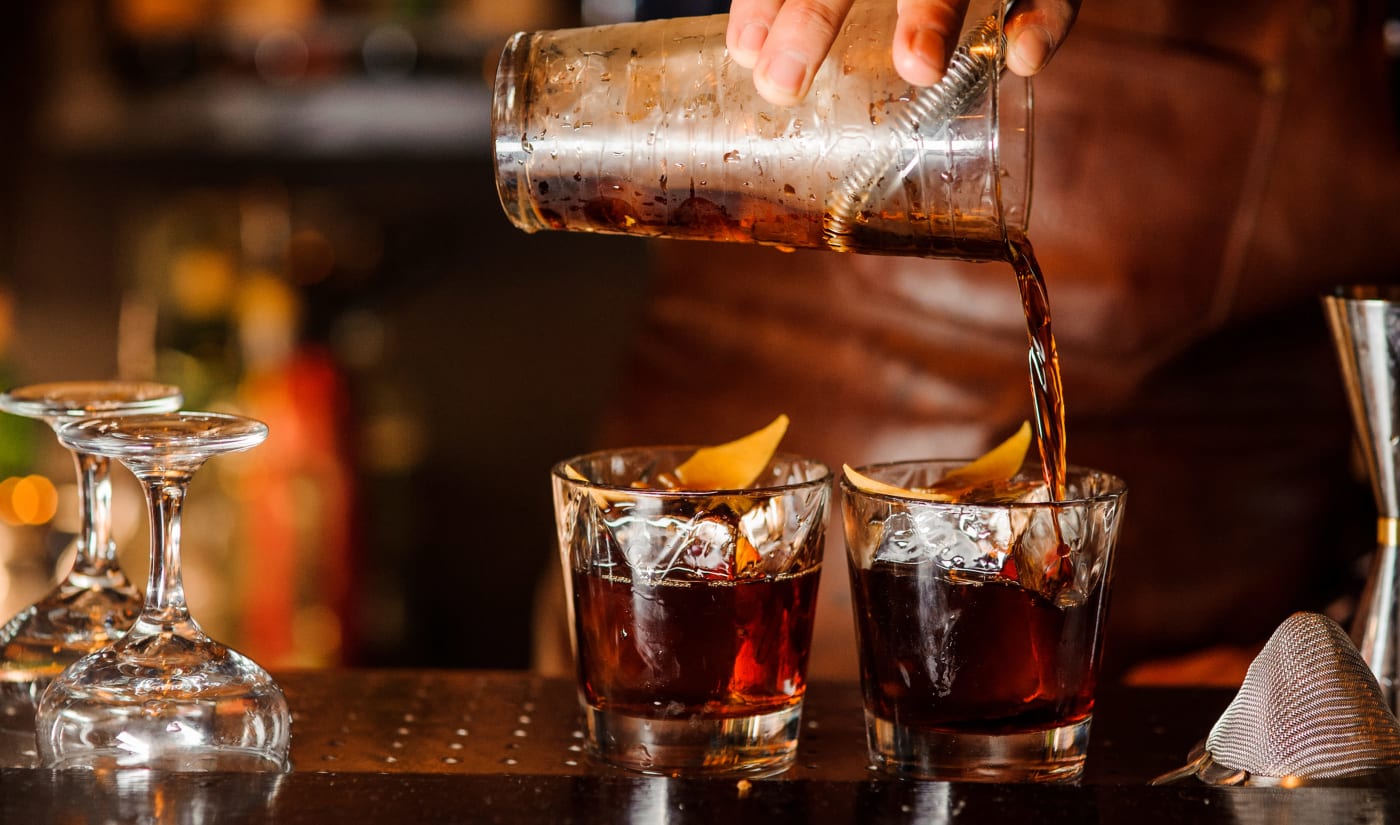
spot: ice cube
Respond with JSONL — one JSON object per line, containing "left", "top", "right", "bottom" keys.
{"left": 560, "top": 485, "right": 628, "bottom": 572}
{"left": 1008, "top": 498, "right": 1086, "bottom": 601}
{"left": 738, "top": 497, "right": 780, "bottom": 551}
{"left": 605, "top": 506, "right": 739, "bottom": 581}
{"left": 896, "top": 481, "right": 1054, "bottom": 574}
{"left": 736, "top": 493, "right": 819, "bottom": 575}
{"left": 669, "top": 513, "right": 738, "bottom": 579}
{"left": 858, "top": 481, "right": 1060, "bottom": 581}
{"left": 603, "top": 508, "right": 679, "bottom": 574}
{"left": 909, "top": 507, "right": 987, "bottom": 570}
{"left": 870, "top": 510, "right": 934, "bottom": 566}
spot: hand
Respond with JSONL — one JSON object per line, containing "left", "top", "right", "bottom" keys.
{"left": 726, "top": 0, "right": 1079, "bottom": 107}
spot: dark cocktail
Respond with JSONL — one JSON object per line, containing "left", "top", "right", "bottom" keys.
{"left": 842, "top": 461, "right": 1126, "bottom": 782}
{"left": 572, "top": 566, "right": 820, "bottom": 719}
{"left": 554, "top": 440, "right": 829, "bottom": 776}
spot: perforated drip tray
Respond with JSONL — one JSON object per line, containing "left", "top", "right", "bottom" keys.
{"left": 281, "top": 670, "right": 867, "bottom": 778}
{"left": 0, "top": 673, "right": 1234, "bottom": 789}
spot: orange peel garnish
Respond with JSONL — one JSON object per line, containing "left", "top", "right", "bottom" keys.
{"left": 842, "top": 464, "right": 954, "bottom": 501}
{"left": 843, "top": 421, "right": 1032, "bottom": 500}
{"left": 672, "top": 414, "right": 789, "bottom": 491}
{"left": 932, "top": 420, "right": 1031, "bottom": 492}
{"left": 736, "top": 535, "right": 761, "bottom": 575}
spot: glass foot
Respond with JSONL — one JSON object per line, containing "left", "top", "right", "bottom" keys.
{"left": 45, "top": 748, "right": 289, "bottom": 772}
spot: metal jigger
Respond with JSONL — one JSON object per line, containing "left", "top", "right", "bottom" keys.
{"left": 1323, "top": 285, "right": 1400, "bottom": 712}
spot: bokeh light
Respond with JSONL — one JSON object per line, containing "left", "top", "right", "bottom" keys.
{"left": 0, "top": 474, "right": 59, "bottom": 526}
{"left": 169, "top": 248, "right": 236, "bottom": 320}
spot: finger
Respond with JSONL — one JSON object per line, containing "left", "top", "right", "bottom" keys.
{"left": 1005, "top": 0, "right": 1079, "bottom": 76}
{"left": 750, "top": 0, "right": 854, "bottom": 106}
{"left": 891, "top": 0, "right": 970, "bottom": 87}
{"left": 727, "top": 0, "right": 785, "bottom": 69}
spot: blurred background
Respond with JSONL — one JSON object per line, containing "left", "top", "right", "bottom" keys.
{"left": 0, "top": 0, "right": 674, "bottom": 670}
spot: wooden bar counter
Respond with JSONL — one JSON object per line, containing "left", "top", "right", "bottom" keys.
{"left": 3, "top": 671, "right": 1397, "bottom": 822}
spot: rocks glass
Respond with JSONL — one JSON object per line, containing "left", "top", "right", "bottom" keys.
{"left": 842, "top": 461, "right": 1126, "bottom": 781}
{"left": 553, "top": 448, "right": 830, "bottom": 776}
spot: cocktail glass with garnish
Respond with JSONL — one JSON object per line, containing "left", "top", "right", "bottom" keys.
{"left": 842, "top": 426, "right": 1127, "bottom": 782}
{"left": 553, "top": 416, "right": 830, "bottom": 776}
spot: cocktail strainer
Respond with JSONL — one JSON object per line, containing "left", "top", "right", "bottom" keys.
{"left": 1153, "top": 612, "right": 1400, "bottom": 786}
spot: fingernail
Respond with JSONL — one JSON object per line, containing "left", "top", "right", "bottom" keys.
{"left": 737, "top": 22, "right": 767, "bottom": 55}
{"left": 1009, "top": 26, "right": 1053, "bottom": 74}
{"left": 910, "top": 28, "right": 947, "bottom": 77}
{"left": 763, "top": 51, "right": 809, "bottom": 97}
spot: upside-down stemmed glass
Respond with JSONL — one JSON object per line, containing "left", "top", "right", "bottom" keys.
{"left": 0, "top": 381, "right": 182, "bottom": 758}
{"left": 37, "top": 412, "right": 291, "bottom": 771}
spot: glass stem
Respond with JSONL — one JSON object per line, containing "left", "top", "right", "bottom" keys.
{"left": 70, "top": 451, "right": 116, "bottom": 577}
{"left": 139, "top": 472, "right": 197, "bottom": 631}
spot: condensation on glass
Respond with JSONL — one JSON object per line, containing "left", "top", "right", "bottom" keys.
{"left": 493, "top": 0, "right": 1030, "bottom": 261}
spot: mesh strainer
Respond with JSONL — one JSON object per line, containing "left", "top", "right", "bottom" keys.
{"left": 1153, "top": 612, "right": 1400, "bottom": 786}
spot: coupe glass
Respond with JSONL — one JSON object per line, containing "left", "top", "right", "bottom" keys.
{"left": 0, "top": 381, "right": 182, "bottom": 756}
{"left": 37, "top": 412, "right": 291, "bottom": 771}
